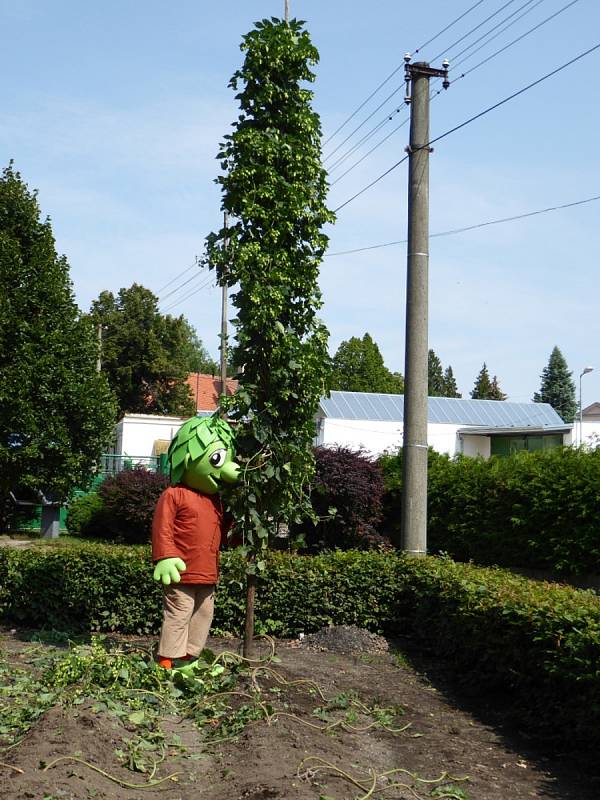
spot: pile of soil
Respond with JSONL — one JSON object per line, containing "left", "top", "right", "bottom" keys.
{"left": 299, "top": 624, "right": 389, "bottom": 654}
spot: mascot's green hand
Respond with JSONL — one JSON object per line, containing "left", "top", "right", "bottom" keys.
{"left": 153, "top": 558, "right": 187, "bottom": 585}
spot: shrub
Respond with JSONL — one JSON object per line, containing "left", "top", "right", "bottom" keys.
{"left": 296, "top": 446, "right": 385, "bottom": 551}
{"left": 98, "top": 467, "right": 169, "bottom": 544}
{"left": 0, "top": 544, "right": 599, "bottom": 752}
{"left": 380, "top": 446, "right": 600, "bottom": 574}
{"left": 66, "top": 492, "right": 111, "bottom": 538}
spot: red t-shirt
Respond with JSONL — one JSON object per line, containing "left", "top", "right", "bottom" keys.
{"left": 151, "top": 486, "right": 231, "bottom": 584}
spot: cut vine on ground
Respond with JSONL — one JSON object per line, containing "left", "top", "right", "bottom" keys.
{"left": 0, "top": 626, "right": 596, "bottom": 800}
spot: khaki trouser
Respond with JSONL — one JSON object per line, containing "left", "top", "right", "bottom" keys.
{"left": 158, "top": 584, "right": 215, "bottom": 659}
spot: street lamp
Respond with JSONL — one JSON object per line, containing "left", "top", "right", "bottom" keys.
{"left": 579, "top": 367, "right": 594, "bottom": 446}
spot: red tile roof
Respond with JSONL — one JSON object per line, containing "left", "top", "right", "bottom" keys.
{"left": 186, "top": 373, "right": 238, "bottom": 412}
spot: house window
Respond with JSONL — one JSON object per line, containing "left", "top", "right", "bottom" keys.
{"left": 490, "top": 434, "right": 562, "bottom": 456}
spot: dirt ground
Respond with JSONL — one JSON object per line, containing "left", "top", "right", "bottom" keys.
{"left": 0, "top": 626, "right": 598, "bottom": 800}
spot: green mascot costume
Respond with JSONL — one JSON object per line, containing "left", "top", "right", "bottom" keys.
{"left": 152, "top": 415, "right": 239, "bottom": 670}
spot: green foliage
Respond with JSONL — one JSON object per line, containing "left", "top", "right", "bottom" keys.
{"left": 470, "top": 362, "right": 506, "bottom": 400}
{"left": 380, "top": 446, "right": 600, "bottom": 574}
{"left": 179, "top": 318, "right": 219, "bottom": 375}
{"left": 90, "top": 283, "right": 197, "bottom": 417}
{"left": 428, "top": 349, "right": 445, "bottom": 396}
{"left": 1, "top": 545, "right": 599, "bottom": 751}
{"left": 0, "top": 163, "right": 117, "bottom": 508}
{"left": 533, "top": 345, "right": 577, "bottom": 422}
{"left": 205, "top": 18, "right": 334, "bottom": 557}
{"left": 66, "top": 492, "right": 109, "bottom": 537}
{"left": 443, "top": 365, "right": 461, "bottom": 398}
{"left": 331, "top": 333, "right": 404, "bottom": 394}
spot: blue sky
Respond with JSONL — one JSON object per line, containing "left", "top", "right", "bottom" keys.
{"left": 1, "top": 0, "right": 599, "bottom": 405}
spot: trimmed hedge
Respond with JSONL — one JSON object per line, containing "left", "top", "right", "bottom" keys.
{"left": 380, "top": 447, "right": 600, "bottom": 574}
{"left": 1, "top": 544, "right": 599, "bottom": 750}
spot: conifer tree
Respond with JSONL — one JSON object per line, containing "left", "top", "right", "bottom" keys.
{"left": 471, "top": 363, "right": 493, "bottom": 399}
{"left": 0, "top": 164, "right": 116, "bottom": 509}
{"left": 489, "top": 375, "right": 507, "bottom": 401}
{"left": 428, "top": 349, "right": 445, "bottom": 396}
{"left": 471, "top": 363, "right": 506, "bottom": 400}
{"left": 533, "top": 346, "right": 577, "bottom": 422}
{"left": 442, "top": 365, "right": 461, "bottom": 398}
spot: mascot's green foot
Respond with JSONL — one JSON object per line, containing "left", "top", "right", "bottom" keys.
{"left": 172, "top": 658, "right": 200, "bottom": 676}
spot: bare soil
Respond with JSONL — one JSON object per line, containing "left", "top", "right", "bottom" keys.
{"left": 0, "top": 626, "right": 597, "bottom": 800}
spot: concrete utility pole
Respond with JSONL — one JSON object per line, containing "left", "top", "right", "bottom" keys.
{"left": 284, "top": 0, "right": 290, "bottom": 22}
{"left": 400, "top": 55, "right": 449, "bottom": 557}
{"left": 220, "top": 212, "right": 229, "bottom": 397}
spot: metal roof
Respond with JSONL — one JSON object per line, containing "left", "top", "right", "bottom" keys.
{"left": 319, "top": 391, "right": 567, "bottom": 429}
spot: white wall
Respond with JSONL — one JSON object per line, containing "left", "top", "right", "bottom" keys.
{"left": 116, "top": 414, "right": 187, "bottom": 459}
{"left": 319, "top": 417, "right": 474, "bottom": 458}
{"left": 573, "top": 419, "right": 600, "bottom": 448}
{"left": 319, "top": 417, "right": 403, "bottom": 457}
{"left": 460, "top": 434, "right": 491, "bottom": 458}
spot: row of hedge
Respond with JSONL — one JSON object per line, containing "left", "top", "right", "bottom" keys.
{"left": 1, "top": 544, "right": 599, "bottom": 751}
{"left": 380, "top": 446, "right": 600, "bottom": 574}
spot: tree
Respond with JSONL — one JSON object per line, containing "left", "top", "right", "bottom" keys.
{"left": 90, "top": 284, "right": 196, "bottom": 417}
{"left": 533, "top": 346, "right": 577, "bottom": 422}
{"left": 489, "top": 375, "right": 507, "bottom": 401}
{"left": 442, "top": 366, "right": 461, "bottom": 398}
{"left": 330, "top": 333, "right": 404, "bottom": 394}
{"left": 471, "top": 363, "right": 506, "bottom": 400}
{"left": 180, "top": 320, "right": 218, "bottom": 376}
{"left": 0, "top": 164, "right": 116, "bottom": 510}
{"left": 428, "top": 349, "right": 445, "bottom": 396}
{"left": 205, "top": 17, "right": 333, "bottom": 654}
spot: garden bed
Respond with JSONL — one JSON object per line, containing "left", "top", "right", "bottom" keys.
{"left": 1, "top": 626, "right": 597, "bottom": 800}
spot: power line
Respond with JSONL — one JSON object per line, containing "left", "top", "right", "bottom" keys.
{"left": 322, "top": 0, "right": 493, "bottom": 148}
{"left": 323, "top": 83, "right": 404, "bottom": 163}
{"left": 413, "top": 0, "right": 488, "bottom": 55}
{"left": 327, "top": 0, "right": 551, "bottom": 183}
{"left": 448, "top": 0, "right": 544, "bottom": 64}
{"left": 330, "top": 117, "right": 410, "bottom": 186}
{"left": 161, "top": 274, "right": 216, "bottom": 313}
{"left": 429, "top": 0, "right": 519, "bottom": 62}
{"left": 325, "top": 194, "right": 600, "bottom": 257}
{"left": 155, "top": 259, "right": 199, "bottom": 294}
{"left": 453, "top": 0, "right": 581, "bottom": 81}
{"left": 158, "top": 266, "right": 207, "bottom": 303}
{"left": 332, "top": 42, "right": 600, "bottom": 213}
{"left": 428, "top": 41, "right": 600, "bottom": 150}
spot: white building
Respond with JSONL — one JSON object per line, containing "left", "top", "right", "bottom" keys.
{"left": 574, "top": 402, "right": 600, "bottom": 448}
{"left": 315, "top": 391, "right": 572, "bottom": 458}
{"left": 110, "top": 392, "right": 573, "bottom": 466}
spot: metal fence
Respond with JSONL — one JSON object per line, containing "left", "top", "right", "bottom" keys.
{"left": 98, "top": 454, "right": 166, "bottom": 476}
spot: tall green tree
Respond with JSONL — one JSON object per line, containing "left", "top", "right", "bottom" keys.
{"left": 428, "top": 349, "right": 445, "bottom": 396}
{"left": 0, "top": 164, "right": 116, "bottom": 508}
{"left": 180, "top": 320, "right": 218, "bottom": 375}
{"left": 90, "top": 284, "right": 196, "bottom": 417}
{"left": 471, "top": 363, "right": 506, "bottom": 400}
{"left": 533, "top": 346, "right": 577, "bottom": 422}
{"left": 442, "top": 365, "right": 461, "bottom": 398}
{"left": 330, "top": 333, "right": 404, "bottom": 394}
{"left": 205, "top": 17, "right": 333, "bottom": 653}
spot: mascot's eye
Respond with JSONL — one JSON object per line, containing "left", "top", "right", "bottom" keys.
{"left": 209, "top": 449, "right": 226, "bottom": 468}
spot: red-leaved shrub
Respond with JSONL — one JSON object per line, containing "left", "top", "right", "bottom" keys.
{"left": 99, "top": 467, "right": 169, "bottom": 544}
{"left": 298, "top": 446, "right": 386, "bottom": 551}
